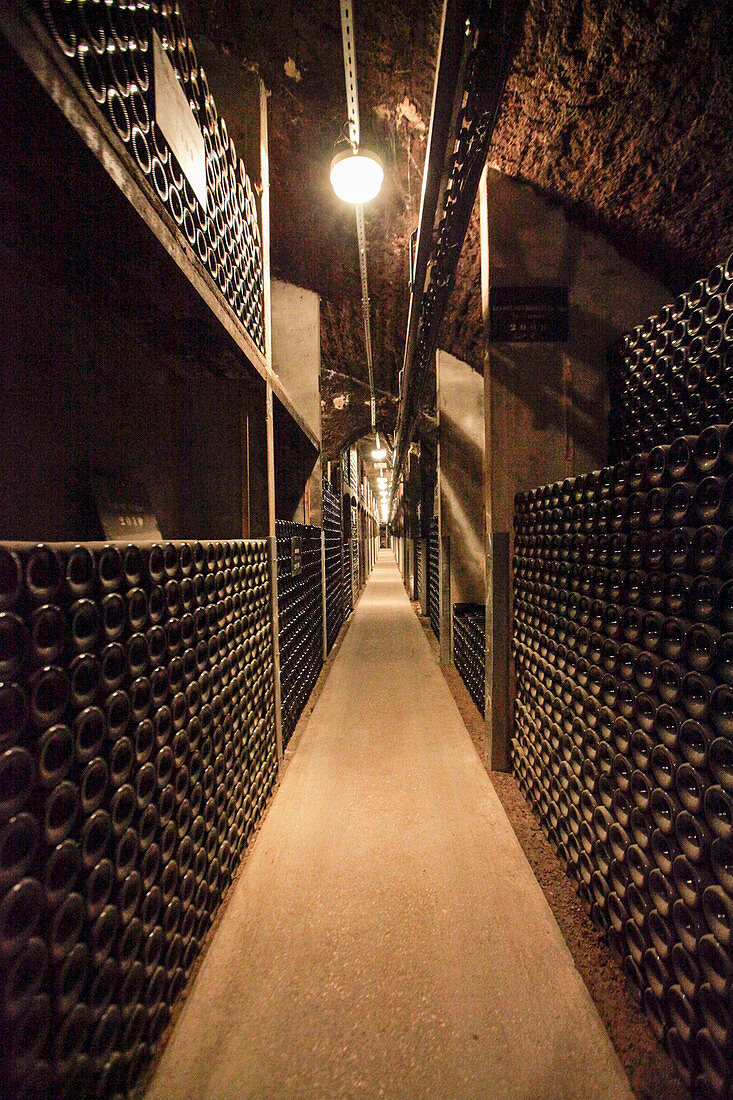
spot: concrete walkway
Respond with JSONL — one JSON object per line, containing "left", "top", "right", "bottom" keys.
{"left": 145, "top": 551, "right": 633, "bottom": 1100}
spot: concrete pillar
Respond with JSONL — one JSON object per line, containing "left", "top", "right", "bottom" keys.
{"left": 265, "top": 385, "right": 283, "bottom": 766}
{"left": 480, "top": 166, "right": 671, "bottom": 770}
{"left": 271, "top": 279, "right": 323, "bottom": 528}
{"left": 436, "top": 349, "right": 486, "bottom": 671}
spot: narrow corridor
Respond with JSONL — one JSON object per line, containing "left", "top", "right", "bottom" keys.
{"left": 145, "top": 552, "right": 633, "bottom": 1100}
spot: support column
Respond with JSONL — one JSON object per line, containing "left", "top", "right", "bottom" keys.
{"left": 436, "top": 347, "right": 485, "bottom": 677}
{"left": 266, "top": 383, "right": 283, "bottom": 766}
{"left": 480, "top": 164, "right": 509, "bottom": 771}
{"left": 320, "top": 528, "right": 328, "bottom": 661}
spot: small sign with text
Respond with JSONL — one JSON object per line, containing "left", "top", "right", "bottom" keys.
{"left": 153, "top": 30, "right": 207, "bottom": 210}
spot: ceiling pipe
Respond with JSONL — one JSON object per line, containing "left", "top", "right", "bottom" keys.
{"left": 389, "top": 0, "right": 519, "bottom": 517}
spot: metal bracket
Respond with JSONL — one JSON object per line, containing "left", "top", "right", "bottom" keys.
{"left": 340, "top": 0, "right": 377, "bottom": 434}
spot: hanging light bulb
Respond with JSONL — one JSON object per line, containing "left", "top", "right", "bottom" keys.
{"left": 331, "top": 147, "right": 384, "bottom": 205}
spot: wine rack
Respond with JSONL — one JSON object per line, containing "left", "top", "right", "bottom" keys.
{"left": 322, "top": 479, "right": 344, "bottom": 654}
{"left": 453, "top": 604, "right": 485, "bottom": 716}
{"left": 0, "top": 538, "right": 276, "bottom": 1099}
{"left": 28, "top": 0, "right": 265, "bottom": 354}
{"left": 611, "top": 255, "right": 733, "bottom": 461}
{"left": 512, "top": 424, "right": 733, "bottom": 1097}
{"left": 428, "top": 517, "right": 440, "bottom": 640}
{"left": 275, "top": 522, "right": 323, "bottom": 748}
{"left": 416, "top": 539, "right": 425, "bottom": 606}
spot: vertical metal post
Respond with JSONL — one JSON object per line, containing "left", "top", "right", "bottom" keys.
{"left": 260, "top": 77, "right": 282, "bottom": 766}
{"left": 267, "top": 534, "right": 283, "bottom": 765}
{"left": 265, "top": 382, "right": 283, "bottom": 765}
{"left": 260, "top": 78, "right": 272, "bottom": 372}
{"left": 479, "top": 163, "right": 511, "bottom": 769}
{"left": 321, "top": 527, "right": 328, "bottom": 661}
{"left": 436, "top": 353, "right": 451, "bottom": 667}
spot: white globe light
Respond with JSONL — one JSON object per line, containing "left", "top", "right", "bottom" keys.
{"left": 330, "top": 149, "right": 384, "bottom": 204}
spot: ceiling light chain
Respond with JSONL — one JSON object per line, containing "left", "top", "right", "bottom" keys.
{"left": 356, "top": 203, "right": 376, "bottom": 431}
{"left": 340, "top": 0, "right": 360, "bottom": 150}
{"left": 339, "top": 0, "right": 377, "bottom": 433}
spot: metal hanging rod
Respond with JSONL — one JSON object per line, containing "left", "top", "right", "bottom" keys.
{"left": 389, "top": 0, "right": 518, "bottom": 515}
{"left": 339, "top": 0, "right": 377, "bottom": 432}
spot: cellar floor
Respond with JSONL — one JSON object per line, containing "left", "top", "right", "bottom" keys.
{"left": 144, "top": 551, "right": 633, "bottom": 1100}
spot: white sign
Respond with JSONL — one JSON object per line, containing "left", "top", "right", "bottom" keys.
{"left": 152, "top": 31, "right": 207, "bottom": 210}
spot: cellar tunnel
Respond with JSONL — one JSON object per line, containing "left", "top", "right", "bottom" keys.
{"left": 0, "top": 1, "right": 732, "bottom": 1098}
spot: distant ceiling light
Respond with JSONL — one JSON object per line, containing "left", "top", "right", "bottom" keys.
{"left": 330, "top": 148, "right": 384, "bottom": 205}
{"left": 371, "top": 430, "right": 388, "bottom": 460}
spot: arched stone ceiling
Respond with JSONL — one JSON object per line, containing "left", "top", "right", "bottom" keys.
{"left": 181, "top": 0, "right": 733, "bottom": 440}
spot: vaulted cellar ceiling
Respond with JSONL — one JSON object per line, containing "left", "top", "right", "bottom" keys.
{"left": 181, "top": 0, "right": 733, "bottom": 423}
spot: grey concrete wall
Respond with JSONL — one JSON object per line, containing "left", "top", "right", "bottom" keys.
{"left": 483, "top": 168, "right": 673, "bottom": 769}
{"left": 486, "top": 168, "right": 671, "bottom": 528}
{"left": 271, "top": 280, "right": 322, "bottom": 525}
{"left": 436, "top": 350, "right": 486, "bottom": 665}
{"left": 271, "top": 279, "right": 322, "bottom": 447}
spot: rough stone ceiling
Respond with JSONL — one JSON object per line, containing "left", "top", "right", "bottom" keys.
{"left": 181, "top": 0, "right": 440, "bottom": 403}
{"left": 181, "top": 0, "right": 733, "bottom": 415}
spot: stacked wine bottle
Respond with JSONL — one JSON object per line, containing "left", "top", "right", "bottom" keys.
{"left": 275, "top": 523, "right": 324, "bottom": 748}
{"left": 453, "top": 604, "right": 485, "bottom": 716}
{"left": 322, "top": 479, "right": 345, "bottom": 654}
{"left": 0, "top": 539, "right": 276, "bottom": 1099}
{"left": 512, "top": 425, "right": 733, "bottom": 1097}
{"left": 32, "top": 0, "right": 265, "bottom": 352}
{"left": 611, "top": 255, "right": 733, "bottom": 461}
{"left": 428, "top": 517, "right": 440, "bottom": 640}
{"left": 338, "top": 453, "right": 353, "bottom": 617}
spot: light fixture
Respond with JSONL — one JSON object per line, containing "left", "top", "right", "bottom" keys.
{"left": 371, "top": 431, "right": 387, "bottom": 460}
{"left": 330, "top": 147, "right": 384, "bottom": 205}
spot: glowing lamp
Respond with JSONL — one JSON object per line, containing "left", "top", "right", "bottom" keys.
{"left": 330, "top": 149, "right": 384, "bottom": 205}
{"left": 371, "top": 431, "right": 388, "bottom": 461}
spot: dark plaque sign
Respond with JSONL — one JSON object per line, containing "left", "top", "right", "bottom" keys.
{"left": 291, "top": 536, "right": 302, "bottom": 577}
{"left": 490, "top": 286, "right": 569, "bottom": 343}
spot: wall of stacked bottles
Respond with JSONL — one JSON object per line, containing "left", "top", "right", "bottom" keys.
{"left": 428, "top": 518, "right": 440, "bottom": 640}
{"left": 275, "top": 523, "right": 324, "bottom": 748}
{"left": 32, "top": 0, "right": 265, "bottom": 353}
{"left": 348, "top": 464, "right": 360, "bottom": 608}
{"left": 453, "top": 605, "right": 486, "bottom": 716}
{"left": 339, "top": 452, "right": 354, "bottom": 616}
{"left": 322, "top": 479, "right": 344, "bottom": 654}
{"left": 610, "top": 256, "right": 733, "bottom": 462}
{"left": 512, "top": 425, "right": 733, "bottom": 1097}
{"left": 0, "top": 539, "right": 276, "bottom": 1099}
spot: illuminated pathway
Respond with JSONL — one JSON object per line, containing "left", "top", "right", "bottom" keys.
{"left": 146, "top": 550, "right": 632, "bottom": 1100}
